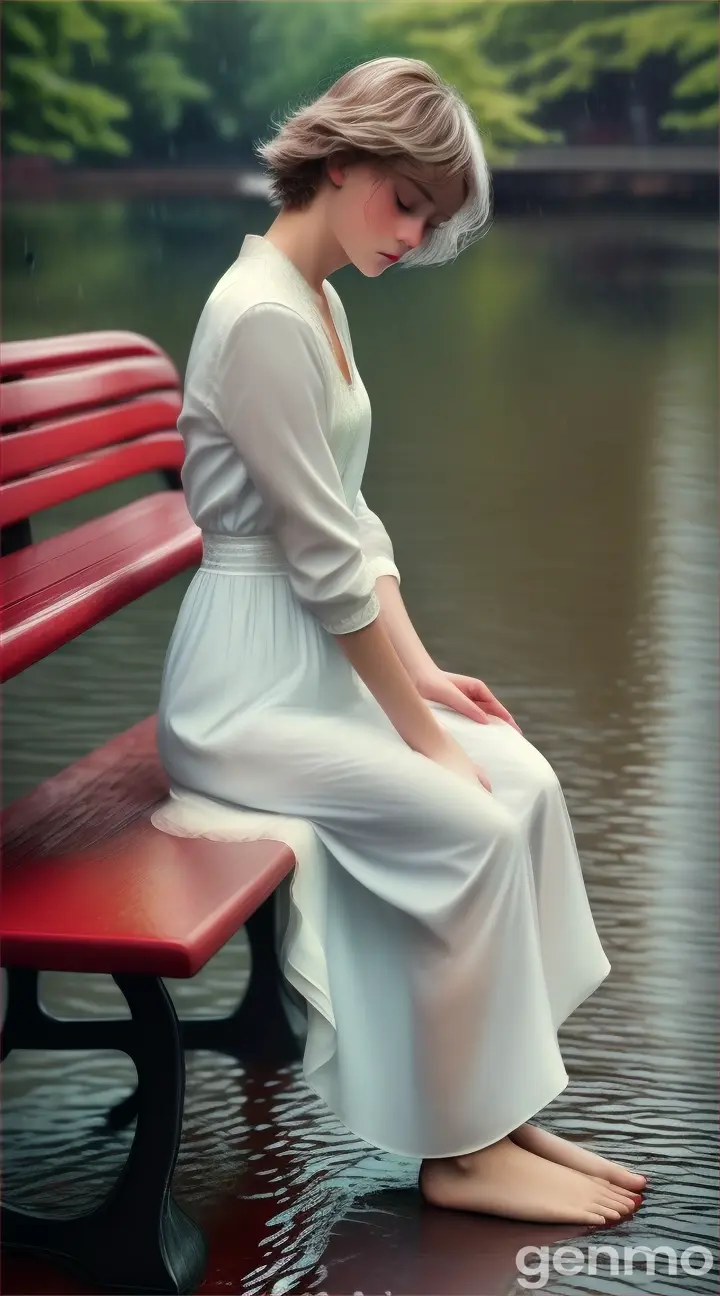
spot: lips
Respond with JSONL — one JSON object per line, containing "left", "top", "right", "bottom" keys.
{"left": 382, "top": 252, "right": 400, "bottom": 262}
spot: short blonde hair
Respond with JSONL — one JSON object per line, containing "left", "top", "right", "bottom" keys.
{"left": 254, "top": 56, "right": 492, "bottom": 269}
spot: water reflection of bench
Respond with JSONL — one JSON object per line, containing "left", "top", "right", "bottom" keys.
{"left": 0, "top": 331, "right": 300, "bottom": 1294}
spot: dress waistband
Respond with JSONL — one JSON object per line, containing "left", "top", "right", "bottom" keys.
{"left": 200, "top": 532, "right": 289, "bottom": 575}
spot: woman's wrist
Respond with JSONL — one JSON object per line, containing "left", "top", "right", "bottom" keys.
{"left": 408, "top": 656, "right": 439, "bottom": 687}
{"left": 384, "top": 626, "right": 437, "bottom": 687}
{"left": 334, "top": 614, "right": 443, "bottom": 755}
{"left": 375, "top": 577, "right": 437, "bottom": 686}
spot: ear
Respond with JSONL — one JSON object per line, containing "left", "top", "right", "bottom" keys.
{"left": 326, "top": 151, "right": 350, "bottom": 189}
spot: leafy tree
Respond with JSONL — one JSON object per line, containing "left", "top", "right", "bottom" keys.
{"left": 3, "top": 2, "right": 130, "bottom": 159}
{"left": 181, "top": 1, "right": 255, "bottom": 151}
{"left": 364, "top": 1, "right": 717, "bottom": 143}
{"left": 363, "top": 1, "right": 559, "bottom": 157}
{"left": 499, "top": 0, "right": 717, "bottom": 134}
{"left": 238, "top": 0, "right": 716, "bottom": 162}
{"left": 2, "top": 0, "right": 209, "bottom": 160}
{"left": 3, "top": 0, "right": 714, "bottom": 163}
{"left": 240, "top": 1, "right": 552, "bottom": 160}
{"left": 243, "top": 2, "right": 376, "bottom": 118}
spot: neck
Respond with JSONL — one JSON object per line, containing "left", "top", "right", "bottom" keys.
{"left": 263, "top": 204, "right": 349, "bottom": 297}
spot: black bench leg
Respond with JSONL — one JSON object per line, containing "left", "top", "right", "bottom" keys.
{"left": 227, "top": 890, "right": 304, "bottom": 1061}
{"left": 108, "top": 892, "right": 301, "bottom": 1132}
{"left": 107, "top": 1084, "right": 143, "bottom": 1131}
{"left": 1, "top": 968, "right": 42, "bottom": 1061}
{"left": 2, "top": 973, "right": 207, "bottom": 1294}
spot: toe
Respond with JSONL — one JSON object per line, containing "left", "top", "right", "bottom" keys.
{"left": 596, "top": 1188, "right": 632, "bottom": 1215}
{"left": 608, "top": 1165, "right": 646, "bottom": 1189}
{"left": 607, "top": 1187, "right": 638, "bottom": 1210}
{"left": 598, "top": 1194, "right": 624, "bottom": 1213}
{"left": 591, "top": 1176, "right": 640, "bottom": 1204}
{"left": 603, "top": 1194, "right": 632, "bottom": 1215}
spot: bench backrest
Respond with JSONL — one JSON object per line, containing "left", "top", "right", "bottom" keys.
{"left": 0, "top": 330, "right": 184, "bottom": 538}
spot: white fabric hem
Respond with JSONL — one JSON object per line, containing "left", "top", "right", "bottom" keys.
{"left": 322, "top": 585, "right": 380, "bottom": 635}
{"left": 300, "top": 1068, "right": 571, "bottom": 1162}
{"left": 366, "top": 556, "right": 401, "bottom": 585}
{"left": 151, "top": 789, "right": 610, "bottom": 1162}
{"left": 300, "top": 959, "right": 610, "bottom": 1161}
{"left": 151, "top": 791, "right": 336, "bottom": 1031}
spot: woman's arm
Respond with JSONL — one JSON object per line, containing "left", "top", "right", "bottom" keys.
{"left": 333, "top": 611, "right": 445, "bottom": 758}
{"left": 374, "top": 573, "right": 436, "bottom": 684}
{"left": 214, "top": 305, "right": 381, "bottom": 635}
{"left": 351, "top": 493, "right": 435, "bottom": 682}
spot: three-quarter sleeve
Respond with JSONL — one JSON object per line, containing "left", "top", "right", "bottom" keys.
{"left": 353, "top": 489, "right": 401, "bottom": 585}
{"left": 211, "top": 302, "right": 380, "bottom": 635}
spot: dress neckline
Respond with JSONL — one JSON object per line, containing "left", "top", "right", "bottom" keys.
{"left": 239, "top": 234, "right": 356, "bottom": 392}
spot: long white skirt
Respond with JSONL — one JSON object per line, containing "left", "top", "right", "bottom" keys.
{"left": 154, "top": 533, "right": 611, "bottom": 1159}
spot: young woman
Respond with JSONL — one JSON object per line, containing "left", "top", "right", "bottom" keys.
{"left": 156, "top": 56, "right": 647, "bottom": 1223}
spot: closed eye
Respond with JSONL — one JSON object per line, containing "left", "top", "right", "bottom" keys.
{"left": 395, "top": 192, "right": 446, "bottom": 231}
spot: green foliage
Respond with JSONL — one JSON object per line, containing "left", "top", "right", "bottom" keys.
{"left": 124, "top": 50, "right": 208, "bottom": 135}
{"left": 239, "top": 1, "right": 562, "bottom": 158}
{"left": 238, "top": 0, "right": 716, "bottom": 163}
{"left": 362, "top": 2, "right": 560, "bottom": 157}
{"left": 509, "top": 1, "right": 717, "bottom": 131}
{"left": 2, "top": 0, "right": 715, "bottom": 163}
{"left": 363, "top": 1, "right": 717, "bottom": 142}
{"left": 181, "top": 2, "right": 255, "bottom": 144}
{"left": 243, "top": 2, "right": 375, "bottom": 111}
{"left": 2, "top": 0, "right": 209, "bottom": 160}
{"left": 3, "top": 2, "right": 130, "bottom": 158}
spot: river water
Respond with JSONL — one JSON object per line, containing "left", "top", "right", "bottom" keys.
{"left": 2, "top": 201, "right": 717, "bottom": 1294}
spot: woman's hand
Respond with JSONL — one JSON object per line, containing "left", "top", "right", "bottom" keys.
{"left": 416, "top": 667, "right": 522, "bottom": 734}
{"left": 424, "top": 729, "right": 493, "bottom": 792}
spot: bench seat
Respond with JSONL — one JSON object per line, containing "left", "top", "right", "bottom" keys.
{"left": 1, "top": 716, "right": 294, "bottom": 977}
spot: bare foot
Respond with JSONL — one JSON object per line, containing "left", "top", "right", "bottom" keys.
{"left": 419, "top": 1136, "right": 642, "bottom": 1225}
{"left": 509, "top": 1123, "right": 647, "bottom": 1192}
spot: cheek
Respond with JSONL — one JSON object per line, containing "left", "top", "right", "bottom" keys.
{"left": 362, "top": 182, "right": 395, "bottom": 232}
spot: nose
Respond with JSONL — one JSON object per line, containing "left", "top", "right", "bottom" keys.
{"left": 399, "top": 217, "right": 426, "bottom": 251}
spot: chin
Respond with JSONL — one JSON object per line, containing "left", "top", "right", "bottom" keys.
{"left": 365, "top": 259, "right": 390, "bottom": 278}
{"left": 351, "top": 249, "right": 389, "bottom": 278}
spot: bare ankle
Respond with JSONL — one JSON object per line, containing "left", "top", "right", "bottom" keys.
{"left": 440, "top": 1136, "right": 509, "bottom": 1175}
{"left": 454, "top": 1152, "right": 476, "bottom": 1173}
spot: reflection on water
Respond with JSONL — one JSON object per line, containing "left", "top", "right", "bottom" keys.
{"left": 2, "top": 202, "right": 717, "bottom": 1294}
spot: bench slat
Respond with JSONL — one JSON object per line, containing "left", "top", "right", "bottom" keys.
{"left": 1, "top": 394, "right": 182, "bottom": 481}
{"left": 0, "top": 330, "right": 165, "bottom": 378}
{"left": 1, "top": 356, "right": 179, "bottom": 428}
{"left": 0, "top": 492, "right": 201, "bottom": 680}
{"left": 1, "top": 717, "right": 295, "bottom": 978}
{"left": 0, "top": 431, "right": 185, "bottom": 526}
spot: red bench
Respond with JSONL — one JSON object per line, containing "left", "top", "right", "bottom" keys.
{"left": 0, "top": 332, "right": 300, "bottom": 1294}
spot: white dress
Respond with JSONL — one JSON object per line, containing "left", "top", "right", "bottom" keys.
{"left": 153, "top": 233, "right": 611, "bottom": 1159}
